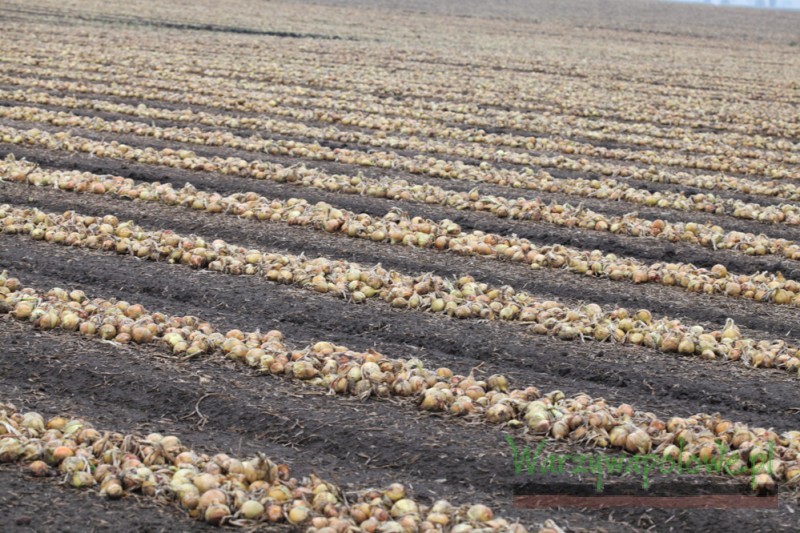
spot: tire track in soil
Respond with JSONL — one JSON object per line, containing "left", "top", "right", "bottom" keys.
{"left": 4, "top": 115, "right": 800, "bottom": 245}
{"left": 4, "top": 144, "right": 800, "bottom": 284}
{"left": 3, "top": 161, "right": 800, "bottom": 345}
{"left": 0, "top": 234, "right": 797, "bottom": 434}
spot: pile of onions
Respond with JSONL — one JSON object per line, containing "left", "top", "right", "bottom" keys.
{"left": 4, "top": 35, "right": 797, "bottom": 146}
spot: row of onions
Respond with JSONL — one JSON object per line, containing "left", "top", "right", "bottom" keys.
{"left": 2, "top": 124, "right": 799, "bottom": 261}
{"left": 1, "top": 271, "right": 799, "bottom": 493}
{"left": 22, "top": 63, "right": 798, "bottom": 173}
{"left": 4, "top": 36, "right": 795, "bottom": 149}
{"left": 5, "top": 86, "right": 800, "bottom": 216}
{"left": 5, "top": 38, "right": 799, "bottom": 148}
{"left": 0, "top": 401, "right": 535, "bottom": 531}
{"left": 4, "top": 156, "right": 800, "bottom": 308}
{"left": 4, "top": 101, "right": 800, "bottom": 226}
{"left": 1, "top": 202, "right": 799, "bottom": 374}
{"left": 5, "top": 63, "right": 797, "bottom": 172}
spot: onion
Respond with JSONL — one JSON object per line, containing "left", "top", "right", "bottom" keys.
{"left": 70, "top": 471, "right": 95, "bottom": 488}
{"left": 485, "top": 403, "right": 514, "bottom": 424}
{"left": 390, "top": 498, "right": 418, "bottom": 518}
{"left": 486, "top": 374, "right": 508, "bottom": 392}
{"left": 204, "top": 503, "right": 230, "bottom": 525}
{"left": 678, "top": 337, "right": 696, "bottom": 355}
{"left": 292, "top": 361, "right": 318, "bottom": 380}
{"left": 21, "top": 412, "right": 45, "bottom": 435}
{"left": 100, "top": 478, "right": 124, "bottom": 499}
{"left": 265, "top": 504, "right": 284, "bottom": 522}
{"left": 198, "top": 488, "right": 226, "bottom": 509}
{"left": 419, "top": 390, "right": 447, "bottom": 411}
{"left": 177, "top": 484, "right": 200, "bottom": 509}
{"left": 47, "top": 445, "right": 74, "bottom": 465}
{"left": 427, "top": 512, "right": 450, "bottom": 526}
{"left": 0, "top": 438, "right": 23, "bottom": 462}
{"left": 609, "top": 426, "right": 629, "bottom": 448}
{"left": 467, "top": 504, "right": 493, "bottom": 522}
{"left": 13, "top": 301, "right": 34, "bottom": 320}
{"left": 29, "top": 460, "right": 49, "bottom": 477}
{"left": 267, "top": 485, "right": 292, "bottom": 502}
{"left": 287, "top": 505, "right": 310, "bottom": 525}
{"left": 625, "top": 429, "right": 651, "bottom": 454}
{"left": 240, "top": 500, "right": 264, "bottom": 520}
{"left": 132, "top": 326, "right": 154, "bottom": 344}
{"left": 383, "top": 482, "right": 406, "bottom": 502}
{"left": 60, "top": 312, "right": 81, "bottom": 331}
{"left": 752, "top": 473, "right": 776, "bottom": 495}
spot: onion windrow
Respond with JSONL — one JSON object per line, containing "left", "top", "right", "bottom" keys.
{"left": 4, "top": 102, "right": 800, "bottom": 226}
{"left": 2, "top": 125, "right": 800, "bottom": 262}
{"left": 1, "top": 272, "right": 799, "bottom": 487}
{"left": 3, "top": 65, "right": 797, "bottom": 190}
{"left": 4, "top": 44, "right": 799, "bottom": 162}
{"left": 0, "top": 402, "right": 530, "bottom": 531}
{"left": 5, "top": 88, "right": 800, "bottom": 212}
{"left": 3, "top": 203, "right": 800, "bottom": 373}
{"left": 4, "top": 156, "right": 800, "bottom": 308}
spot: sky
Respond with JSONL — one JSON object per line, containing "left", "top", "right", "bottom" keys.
{"left": 666, "top": 0, "right": 800, "bottom": 9}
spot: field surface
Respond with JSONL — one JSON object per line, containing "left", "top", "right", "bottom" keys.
{"left": 0, "top": 0, "right": 799, "bottom": 531}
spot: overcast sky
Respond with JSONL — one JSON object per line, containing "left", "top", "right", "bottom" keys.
{"left": 667, "top": 0, "right": 800, "bottom": 9}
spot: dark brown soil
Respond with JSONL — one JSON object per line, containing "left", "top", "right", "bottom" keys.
{"left": 0, "top": 464, "right": 214, "bottom": 532}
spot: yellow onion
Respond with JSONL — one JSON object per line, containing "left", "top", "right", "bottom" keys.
{"left": 467, "top": 504, "right": 493, "bottom": 522}
{"left": 0, "top": 438, "right": 23, "bottom": 462}
{"left": 21, "top": 412, "right": 45, "bottom": 435}
{"left": 198, "top": 488, "right": 226, "bottom": 509}
{"left": 390, "top": 498, "right": 419, "bottom": 518}
{"left": 625, "top": 429, "right": 651, "bottom": 454}
{"left": 70, "top": 471, "right": 95, "bottom": 488}
{"left": 384, "top": 482, "right": 406, "bottom": 502}
{"left": 204, "top": 503, "right": 230, "bottom": 525}
{"left": 485, "top": 403, "right": 514, "bottom": 424}
{"left": 240, "top": 500, "right": 264, "bottom": 520}
{"left": 100, "top": 477, "right": 123, "bottom": 499}
{"left": 177, "top": 483, "right": 200, "bottom": 509}
{"left": 29, "top": 460, "right": 49, "bottom": 477}
{"left": 287, "top": 505, "right": 310, "bottom": 525}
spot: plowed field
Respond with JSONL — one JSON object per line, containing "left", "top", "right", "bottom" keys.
{"left": 1, "top": 1, "right": 799, "bottom": 531}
